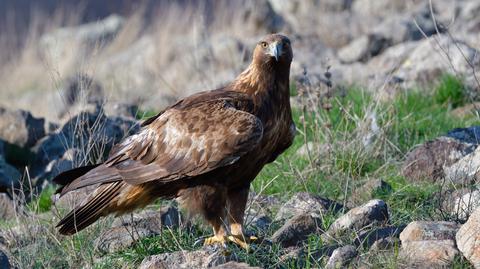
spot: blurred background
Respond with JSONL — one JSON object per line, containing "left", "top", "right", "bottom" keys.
{"left": 1, "top": 0, "right": 478, "bottom": 124}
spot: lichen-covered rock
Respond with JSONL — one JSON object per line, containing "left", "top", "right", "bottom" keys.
{"left": 444, "top": 146, "right": 480, "bottom": 184}
{"left": 275, "top": 192, "right": 343, "bottom": 222}
{"left": 338, "top": 34, "right": 391, "bottom": 63}
{"left": 325, "top": 245, "right": 358, "bottom": 269}
{"left": 400, "top": 240, "right": 459, "bottom": 268}
{"left": 400, "top": 221, "right": 460, "bottom": 243}
{"left": 456, "top": 207, "right": 480, "bottom": 268}
{"left": 402, "top": 137, "right": 474, "bottom": 182}
{"left": 139, "top": 247, "right": 233, "bottom": 269}
{"left": 271, "top": 213, "right": 321, "bottom": 247}
{"left": 0, "top": 107, "right": 45, "bottom": 148}
{"left": 442, "top": 188, "right": 480, "bottom": 221}
{"left": 325, "top": 199, "right": 389, "bottom": 238}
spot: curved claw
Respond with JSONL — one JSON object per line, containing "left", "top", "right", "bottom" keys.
{"left": 203, "top": 235, "right": 227, "bottom": 248}
{"left": 227, "top": 235, "right": 259, "bottom": 251}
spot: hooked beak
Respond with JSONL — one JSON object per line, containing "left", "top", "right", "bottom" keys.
{"left": 268, "top": 42, "right": 282, "bottom": 61}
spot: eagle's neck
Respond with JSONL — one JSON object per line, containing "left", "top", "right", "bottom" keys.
{"left": 232, "top": 62, "right": 291, "bottom": 116}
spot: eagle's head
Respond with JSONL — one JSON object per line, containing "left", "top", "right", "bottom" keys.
{"left": 253, "top": 34, "right": 293, "bottom": 67}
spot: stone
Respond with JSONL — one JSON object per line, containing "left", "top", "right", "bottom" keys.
{"left": 243, "top": 0, "right": 285, "bottom": 33}
{"left": 139, "top": 247, "right": 233, "bottom": 269}
{"left": 96, "top": 206, "right": 181, "bottom": 253}
{"left": 212, "top": 262, "right": 261, "bottom": 269}
{"left": 271, "top": 213, "right": 321, "bottom": 247}
{"left": 0, "top": 156, "right": 21, "bottom": 192}
{"left": 400, "top": 240, "right": 459, "bottom": 268}
{"left": 369, "top": 236, "right": 400, "bottom": 251}
{"left": 95, "top": 226, "right": 156, "bottom": 253}
{"left": 325, "top": 200, "right": 389, "bottom": 238}
{"left": 0, "top": 193, "right": 17, "bottom": 220}
{"left": 402, "top": 137, "right": 474, "bottom": 182}
{"left": 0, "top": 107, "right": 45, "bottom": 148}
{"left": 456, "top": 207, "right": 480, "bottom": 268}
{"left": 446, "top": 126, "right": 480, "bottom": 144}
{"left": 444, "top": 147, "right": 480, "bottom": 185}
{"left": 349, "top": 179, "right": 393, "bottom": 206}
{"left": 400, "top": 221, "right": 460, "bottom": 243}
{"left": 442, "top": 188, "right": 480, "bottom": 221}
{"left": 355, "top": 225, "right": 405, "bottom": 248}
{"left": 325, "top": 245, "right": 358, "bottom": 269}
{"left": 338, "top": 34, "right": 391, "bottom": 63}
{"left": 32, "top": 108, "right": 139, "bottom": 178}
{"left": 0, "top": 249, "right": 10, "bottom": 269}
{"left": 275, "top": 192, "right": 343, "bottom": 222}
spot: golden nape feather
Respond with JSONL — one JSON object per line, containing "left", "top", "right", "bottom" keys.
{"left": 54, "top": 34, "right": 295, "bottom": 249}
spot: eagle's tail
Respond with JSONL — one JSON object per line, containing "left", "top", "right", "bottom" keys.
{"left": 56, "top": 181, "right": 157, "bottom": 235}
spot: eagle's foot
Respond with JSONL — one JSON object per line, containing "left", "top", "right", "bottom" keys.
{"left": 203, "top": 235, "right": 227, "bottom": 247}
{"left": 227, "top": 234, "right": 258, "bottom": 251}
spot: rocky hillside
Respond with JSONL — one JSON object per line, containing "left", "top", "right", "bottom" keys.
{"left": 1, "top": 0, "right": 480, "bottom": 268}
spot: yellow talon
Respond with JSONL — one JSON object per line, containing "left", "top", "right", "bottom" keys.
{"left": 227, "top": 235, "right": 259, "bottom": 251}
{"left": 203, "top": 235, "right": 227, "bottom": 246}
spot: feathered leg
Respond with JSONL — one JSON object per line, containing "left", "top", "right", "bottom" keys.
{"left": 226, "top": 186, "right": 257, "bottom": 250}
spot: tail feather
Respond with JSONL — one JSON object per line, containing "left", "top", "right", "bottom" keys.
{"left": 57, "top": 182, "right": 123, "bottom": 235}
{"left": 53, "top": 164, "right": 100, "bottom": 194}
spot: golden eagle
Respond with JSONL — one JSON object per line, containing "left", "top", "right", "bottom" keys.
{"left": 54, "top": 34, "right": 295, "bottom": 249}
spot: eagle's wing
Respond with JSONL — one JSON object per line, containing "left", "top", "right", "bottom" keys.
{"left": 58, "top": 94, "right": 262, "bottom": 194}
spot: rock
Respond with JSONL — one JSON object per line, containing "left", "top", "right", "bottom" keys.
{"left": 325, "top": 199, "right": 389, "bottom": 238}
{"left": 40, "top": 14, "right": 124, "bottom": 62}
{"left": 456, "top": 207, "right": 480, "bottom": 268}
{"left": 447, "top": 126, "right": 480, "bottom": 144}
{"left": 370, "top": 236, "right": 400, "bottom": 251}
{"left": 243, "top": 0, "right": 285, "bottom": 33}
{"left": 0, "top": 193, "right": 17, "bottom": 220}
{"left": 104, "top": 103, "right": 139, "bottom": 119}
{"left": 444, "top": 146, "right": 480, "bottom": 184}
{"left": 95, "top": 226, "right": 156, "bottom": 253}
{"left": 139, "top": 247, "right": 233, "bottom": 269}
{"left": 394, "top": 35, "right": 480, "bottom": 89}
{"left": 400, "top": 221, "right": 460, "bottom": 243}
{"left": 325, "top": 245, "right": 358, "bottom": 269}
{"left": 352, "top": 0, "right": 409, "bottom": 18}
{"left": 112, "top": 206, "right": 182, "bottom": 232}
{"left": 275, "top": 192, "right": 343, "bottom": 222}
{"left": 57, "top": 74, "right": 104, "bottom": 119}
{"left": 348, "top": 179, "right": 392, "bottom": 207}
{"left": 0, "top": 107, "right": 45, "bottom": 148}
{"left": 0, "top": 249, "right": 10, "bottom": 269}
{"left": 402, "top": 137, "right": 474, "bottom": 182}
{"left": 355, "top": 225, "right": 405, "bottom": 248}
{"left": 442, "top": 188, "right": 480, "bottom": 221}
{"left": 96, "top": 206, "right": 181, "bottom": 253}
{"left": 212, "top": 262, "right": 261, "bottom": 269}
{"left": 399, "top": 221, "right": 461, "bottom": 268}
{"left": 0, "top": 156, "right": 21, "bottom": 192}
{"left": 271, "top": 213, "right": 321, "bottom": 247}
{"left": 32, "top": 108, "right": 139, "bottom": 178}
{"left": 338, "top": 34, "right": 391, "bottom": 63}
{"left": 400, "top": 240, "right": 459, "bottom": 268}
{"left": 43, "top": 148, "right": 80, "bottom": 179}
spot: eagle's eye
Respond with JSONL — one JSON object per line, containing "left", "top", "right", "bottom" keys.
{"left": 260, "top": 42, "right": 268, "bottom": 48}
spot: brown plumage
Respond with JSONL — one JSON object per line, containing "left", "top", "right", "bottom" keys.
{"left": 54, "top": 34, "right": 295, "bottom": 247}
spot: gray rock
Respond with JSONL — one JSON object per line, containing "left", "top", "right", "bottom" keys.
{"left": 0, "top": 249, "right": 10, "bottom": 269}
{"left": 338, "top": 34, "right": 391, "bottom": 63}
{"left": 0, "top": 156, "right": 21, "bottom": 192}
{"left": 444, "top": 147, "right": 480, "bottom": 185}
{"left": 271, "top": 213, "right": 321, "bottom": 247}
{"left": 104, "top": 103, "right": 139, "bottom": 119}
{"left": 275, "top": 192, "right": 343, "bottom": 222}
{"left": 139, "top": 247, "right": 233, "bottom": 269}
{"left": 402, "top": 137, "right": 474, "bottom": 182}
{"left": 96, "top": 206, "right": 181, "bottom": 253}
{"left": 0, "top": 107, "right": 45, "bottom": 148}
{"left": 0, "top": 193, "right": 17, "bottom": 220}
{"left": 40, "top": 14, "right": 124, "bottom": 62}
{"left": 325, "top": 199, "right": 389, "bottom": 238}
{"left": 95, "top": 226, "right": 156, "bottom": 253}
{"left": 447, "top": 126, "right": 480, "bottom": 145}
{"left": 212, "top": 262, "right": 261, "bottom": 269}
{"left": 400, "top": 240, "right": 459, "bottom": 268}
{"left": 325, "top": 245, "right": 358, "bottom": 269}
{"left": 32, "top": 108, "right": 139, "bottom": 178}
{"left": 355, "top": 225, "right": 405, "bottom": 248}
{"left": 369, "top": 236, "right": 400, "bottom": 251}
{"left": 442, "top": 188, "right": 480, "bottom": 221}
{"left": 349, "top": 179, "right": 393, "bottom": 207}
{"left": 456, "top": 207, "right": 480, "bottom": 268}
{"left": 400, "top": 221, "right": 460, "bottom": 243}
